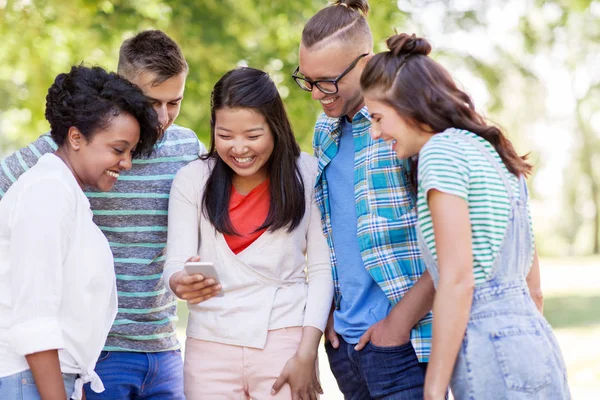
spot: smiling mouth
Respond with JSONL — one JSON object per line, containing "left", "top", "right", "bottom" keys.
{"left": 104, "top": 170, "right": 120, "bottom": 179}
{"left": 320, "top": 97, "right": 336, "bottom": 105}
{"left": 233, "top": 156, "right": 255, "bottom": 164}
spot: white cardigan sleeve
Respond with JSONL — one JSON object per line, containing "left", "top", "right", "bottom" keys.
{"left": 8, "top": 178, "right": 75, "bottom": 356}
{"left": 300, "top": 156, "right": 333, "bottom": 332}
{"left": 163, "top": 161, "right": 203, "bottom": 296}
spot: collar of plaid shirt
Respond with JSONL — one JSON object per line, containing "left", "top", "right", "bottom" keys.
{"left": 312, "top": 106, "right": 432, "bottom": 362}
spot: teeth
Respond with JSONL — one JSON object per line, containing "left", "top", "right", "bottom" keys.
{"left": 234, "top": 157, "right": 254, "bottom": 164}
{"left": 105, "top": 170, "right": 120, "bottom": 178}
{"left": 320, "top": 98, "right": 336, "bottom": 105}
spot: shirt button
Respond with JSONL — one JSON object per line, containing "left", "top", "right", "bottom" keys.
{"left": 22, "top": 378, "right": 27, "bottom": 384}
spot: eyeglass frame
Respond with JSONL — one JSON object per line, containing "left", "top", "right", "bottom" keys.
{"left": 292, "top": 53, "right": 369, "bottom": 95}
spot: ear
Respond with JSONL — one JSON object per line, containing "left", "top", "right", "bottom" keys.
{"left": 66, "top": 126, "right": 85, "bottom": 151}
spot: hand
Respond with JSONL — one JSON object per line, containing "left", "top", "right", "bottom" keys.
{"left": 169, "top": 256, "right": 222, "bottom": 304}
{"left": 324, "top": 306, "right": 339, "bottom": 349}
{"left": 271, "top": 353, "right": 323, "bottom": 400}
{"left": 354, "top": 315, "right": 411, "bottom": 351}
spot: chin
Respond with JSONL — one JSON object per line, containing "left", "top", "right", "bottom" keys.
{"left": 323, "top": 109, "right": 343, "bottom": 119}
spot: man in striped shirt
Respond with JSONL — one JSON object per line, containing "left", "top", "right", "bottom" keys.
{"left": 0, "top": 30, "right": 205, "bottom": 399}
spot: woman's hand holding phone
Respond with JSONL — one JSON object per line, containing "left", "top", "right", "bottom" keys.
{"left": 169, "top": 256, "right": 223, "bottom": 304}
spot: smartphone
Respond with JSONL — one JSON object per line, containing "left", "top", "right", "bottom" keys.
{"left": 184, "top": 261, "right": 224, "bottom": 297}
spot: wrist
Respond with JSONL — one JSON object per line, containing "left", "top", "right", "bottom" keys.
{"left": 294, "top": 348, "right": 318, "bottom": 361}
{"left": 383, "top": 315, "right": 412, "bottom": 343}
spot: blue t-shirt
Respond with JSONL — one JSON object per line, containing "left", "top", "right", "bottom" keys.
{"left": 325, "top": 118, "right": 392, "bottom": 343}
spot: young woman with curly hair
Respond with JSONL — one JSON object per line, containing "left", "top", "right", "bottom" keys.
{"left": 0, "top": 65, "right": 159, "bottom": 400}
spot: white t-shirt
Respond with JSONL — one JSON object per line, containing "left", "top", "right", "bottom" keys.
{"left": 0, "top": 153, "right": 117, "bottom": 399}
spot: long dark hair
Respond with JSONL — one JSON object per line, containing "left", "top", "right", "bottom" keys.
{"left": 202, "top": 67, "right": 305, "bottom": 235}
{"left": 360, "top": 33, "right": 532, "bottom": 182}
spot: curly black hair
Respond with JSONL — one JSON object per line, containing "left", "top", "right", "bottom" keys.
{"left": 45, "top": 65, "right": 160, "bottom": 157}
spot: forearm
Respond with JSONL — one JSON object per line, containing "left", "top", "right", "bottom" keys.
{"left": 526, "top": 248, "right": 543, "bottom": 314}
{"left": 296, "top": 326, "right": 322, "bottom": 360}
{"left": 25, "top": 350, "right": 67, "bottom": 400}
{"left": 425, "top": 278, "right": 473, "bottom": 398}
{"left": 387, "top": 269, "right": 435, "bottom": 334}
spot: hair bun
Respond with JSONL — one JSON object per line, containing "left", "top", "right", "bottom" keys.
{"left": 386, "top": 33, "right": 431, "bottom": 57}
{"left": 334, "top": 0, "right": 369, "bottom": 15}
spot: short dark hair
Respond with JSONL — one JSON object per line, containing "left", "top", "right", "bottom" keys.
{"left": 202, "top": 67, "right": 306, "bottom": 235}
{"left": 118, "top": 30, "right": 188, "bottom": 85}
{"left": 302, "top": 0, "right": 372, "bottom": 50}
{"left": 361, "top": 33, "right": 532, "bottom": 179}
{"left": 45, "top": 65, "right": 160, "bottom": 157}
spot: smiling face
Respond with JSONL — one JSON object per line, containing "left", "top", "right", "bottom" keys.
{"left": 70, "top": 112, "right": 140, "bottom": 191}
{"left": 214, "top": 107, "right": 275, "bottom": 193}
{"left": 129, "top": 71, "right": 186, "bottom": 134}
{"left": 364, "top": 95, "right": 434, "bottom": 159}
{"left": 298, "top": 41, "right": 369, "bottom": 120}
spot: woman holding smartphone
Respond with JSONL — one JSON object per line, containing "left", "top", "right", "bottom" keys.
{"left": 164, "top": 67, "right": 333, "bottom": 400}
{"left": 0, "top": 66, "right": 159, "bottom": 399}
{"left": 359, "top": 34, "right": 570, "bottom": 399}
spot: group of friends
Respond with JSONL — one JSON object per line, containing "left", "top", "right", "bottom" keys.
{"left": 0, "top": 1, "right": 572, "bottom": 399}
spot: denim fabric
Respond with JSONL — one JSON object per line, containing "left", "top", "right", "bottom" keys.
{"left": 417, "top": 131, "right": 571, "bottom": 399}
{"left": 0, "top": 370, "right": 76, "bottom": 399}
{"left": 325, "top": 337, "right": 426, "bottom": 399}
{"left": 84, "top": 350, "right": 184, "bottom": 399}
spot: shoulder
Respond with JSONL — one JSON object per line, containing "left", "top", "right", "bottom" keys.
{"left": 420, "top": 130, "right": 471, "bottom": 168}
{"left": 159, "top": 124, "right": 205, "bottom": 154}
{"left": 314, "top": 114, "right": 339, "bottom": 138}
{"left": 164, "top": 124, "right": 198, "bottom": 139}
{"left": 175, "top": 157, "right": 213, "bottom": 181}
{"left": 298, "top": 152, "right": 318, "bottom": 169}
{"left": 6, "top": 155, "right": 79, "bottom": 208}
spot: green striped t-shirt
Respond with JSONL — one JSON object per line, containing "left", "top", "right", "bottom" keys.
{"left": 417, "top": 128, "right": 525, "bottom": 285}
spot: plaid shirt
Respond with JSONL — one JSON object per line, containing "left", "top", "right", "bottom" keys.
{"left": 313, "top": 107, "right": 432, "bottom": 361}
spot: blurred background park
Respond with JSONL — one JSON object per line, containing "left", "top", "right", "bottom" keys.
{"left": 1, "top": 0, "right": 599, "bottom": 397}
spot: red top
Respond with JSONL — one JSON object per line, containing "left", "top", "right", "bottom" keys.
{"left": 223, "top": 179, "right": 270, "bottom": 254}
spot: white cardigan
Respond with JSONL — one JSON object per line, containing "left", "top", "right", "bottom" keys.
{"left": 164, "top": 152, "right": 333, "bottom": 349}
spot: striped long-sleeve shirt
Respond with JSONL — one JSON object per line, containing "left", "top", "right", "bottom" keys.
{"left": 0, "top": 125, "right": 205, "bottom": 352}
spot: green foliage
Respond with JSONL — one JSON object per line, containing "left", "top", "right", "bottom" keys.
{"left": 0, "top": 0, "right": 408, "bottom": 152}
{"left": 2, "top": 0, "right": 599, "bottom": 255}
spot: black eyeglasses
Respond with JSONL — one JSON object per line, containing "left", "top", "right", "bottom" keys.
{"left": 292, "top": 53, "right": 368, "bottom": 95}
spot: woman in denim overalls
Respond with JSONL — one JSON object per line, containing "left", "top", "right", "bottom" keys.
{"left": 360, "top": 33, "right": 571, "bottom": 399}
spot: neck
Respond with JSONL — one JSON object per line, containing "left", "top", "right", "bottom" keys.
{"left": 232, "top": 172, "right": 268, "bottom": 196}
{"left": 416, "top": 128, "right": 437, "bottom": 154}
{"left": 345, "top": 100, "right": 365, "bottom": 122}
{"left": 54, "top": 147, "right": 84, "bottom": 189}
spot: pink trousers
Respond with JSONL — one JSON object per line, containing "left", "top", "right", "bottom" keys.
{"left": 184, "top": 327, "right": 304, "bottom": 399}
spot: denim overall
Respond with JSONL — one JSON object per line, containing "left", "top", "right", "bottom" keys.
{"left": 417, "top": 132, "right": 571, "bottom": 399}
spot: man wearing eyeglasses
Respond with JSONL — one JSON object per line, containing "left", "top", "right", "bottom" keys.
{"left": 293, "top": 1, "right": 435, "bottom": 399}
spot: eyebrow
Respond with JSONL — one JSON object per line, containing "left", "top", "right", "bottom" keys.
{"left": 216, "top": 126, "right": 265, "bottom": 133}
{"left": 297, "top": 68, "right": 335, "bottom": 81}
{"left": 147, "top": 96, "right": 183, "bottom": 103}
{"left": 111, "top": 139, "right": 133, "bottom": 146}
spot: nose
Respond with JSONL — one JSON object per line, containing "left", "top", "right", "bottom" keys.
{"left": 311, "top": 88, "right": 326, "bottom": 101}
{"left": 370, "top": 123, "right": 382, "bottom": 140}
{"left": 120, "top": 153, "right": 133, "bottom": 171}
{"left": 231, "top": 139, "right": 247, "bottom": 155}
{"left": 155, "top": 104, "right": 169, "bottom": 128}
